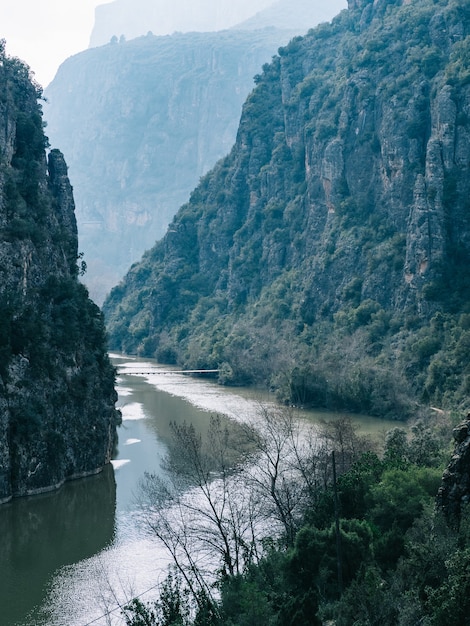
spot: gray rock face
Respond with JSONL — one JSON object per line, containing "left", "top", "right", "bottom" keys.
{"left": 0, "top": 46, "right": 119, "bottom": 503}
{"left": 44, "top": 29, "right": 306, "bottom": 303}
{"left": 438, "top": 416, "right": 470, "bottom": 525}
{"left": 102, "top": 0, "right": 470, "bottom": 412}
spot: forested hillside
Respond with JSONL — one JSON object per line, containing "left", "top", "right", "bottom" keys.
{"left": 45, "top": 28, "right": 309, "bottom": 302}
{"left": 104, "top": 0, "right": 470, "bottom": 419}
{"left": 122, "top": 410, "right": 470, "bottom": 625}
{"left": 0, "top": 42, "right": 119, "bottom": 502}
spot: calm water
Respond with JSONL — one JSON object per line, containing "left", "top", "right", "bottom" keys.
{"left": 1, "top": 354, "right": 399, "bottom": 626}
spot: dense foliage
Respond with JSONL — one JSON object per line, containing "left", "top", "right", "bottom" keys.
{"left": 104, "top": 0, "right": 470, "bottom": 419}
{"left": 122, "top": 408, "right": 470, "bottom": 626}
{"left": 0, "top": 41, "right": 119, "bottom": 499}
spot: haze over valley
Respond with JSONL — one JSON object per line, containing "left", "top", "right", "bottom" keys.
{"left": 44, "top": 0, "right": 347, "bottom": 302}
{"left": 2, "top": 1, "right": 470, "bottom": 625}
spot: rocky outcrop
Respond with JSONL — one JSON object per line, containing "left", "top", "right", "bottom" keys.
{"left": 437, "top": 416, "right": 470, "bottom": 526}
{"left": 0, "top": 44, "right": 119, "bottom": 503}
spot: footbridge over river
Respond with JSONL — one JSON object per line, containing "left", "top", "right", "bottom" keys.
{"left": 117, "top": 368, "right": 220, "bottom": 376}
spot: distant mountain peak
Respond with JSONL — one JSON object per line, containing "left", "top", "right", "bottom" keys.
{"left": 89, "top": 0, "right": 275, "bottom": 47}
{"left": 89, "top": 0, "right": 347, "bottom": 47}
{"left": 233, "top": 0, "right": 347, "bottom": 31}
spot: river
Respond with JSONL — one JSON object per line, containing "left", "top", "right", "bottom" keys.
{"left": 1, "top": 354, "right": 399, "bottom": 626}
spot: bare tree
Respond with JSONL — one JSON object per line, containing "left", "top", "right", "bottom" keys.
{"left": 138, "top": 415, "right": 263, "bottom": 608}
{"left": 240, "top": 405, "right": 336, "bottom": 547}
{"left": 240, "top": 407, "right": 377, "bottom": 547}
{"left": 240, "top": 405, "right": 305, "bottom": 547}
{"left": 138, "top": 406, "right": 376, "bottom": 608}
{"left": 319, "top": 415, "right": 376, "bottom": 474}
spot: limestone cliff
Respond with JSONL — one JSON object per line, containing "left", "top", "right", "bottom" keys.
{"left": 0, "top": 43, "right": 119, "bottom": 502}
{"left": 104, "top": 0, "right": 470, "bottom": 416}
{"left": 45, "top": 2, "right": 347, "bottom": 304}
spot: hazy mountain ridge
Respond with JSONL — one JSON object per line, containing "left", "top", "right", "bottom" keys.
{"left": 89, "top": 0, "right": 346, "bottom": 47}
{"left": 44, "top": 27, "right": 324, "bottom": 302}
{"left": 0, "top": 44, "right": 119, "bottom": 502}
{"left": 234, "top": 0, "right": 346, "bottom": 31}
{"left": 103, "top": 0, "right": 470, "bottom": 417}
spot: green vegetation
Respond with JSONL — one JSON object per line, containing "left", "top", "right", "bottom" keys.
{"left": 0, "top": 40, "right": 118, "bottom": 499}
{"left": 102, "top": 1, "right": 470, "bottom": 622}
{"left": 122, "top": 407, "right": 470, "bottom": 626}
{"left": 104, "top": 0, "right": 470, "bottom": 419}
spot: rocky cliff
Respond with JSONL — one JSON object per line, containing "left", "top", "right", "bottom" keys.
{"left": 0, "top": 43, "right": 119, "bottom": 503}
{"left": 103, "top": 0, "right": 470, "bottom": 418}
{"left": 44, "top": 29, "right": 303, "bottom": 303}
{"left": 45, "top": 2, "right": 347, "bottom": 304}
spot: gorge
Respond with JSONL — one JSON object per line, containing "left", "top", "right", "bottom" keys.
{"left": 2, "top": 0, "right": 470, "bottom": 624}
{"left": 43, "top": 0, "right": 347, "bottom": 303}
{"left": 103, "top": 0, "right": 470, "bottom": 420}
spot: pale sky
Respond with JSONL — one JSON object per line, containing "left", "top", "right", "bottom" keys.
{"left": 0, "top": 0, "right": 348, "bottom": 89}
{"left": 0, "top": 1, "right": 101, "bottom": 88}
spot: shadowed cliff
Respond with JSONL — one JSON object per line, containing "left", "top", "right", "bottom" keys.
{"left": 0, "top": 41, "right": 120, "bottom": 502}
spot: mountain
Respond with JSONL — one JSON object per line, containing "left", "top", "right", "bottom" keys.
{"left": 89, "top": 0, "right": 275, "bottom": 46}
{"left": 235, "top": 0, "right": 346, "bottom": 31}
{"left": 0, "top": 43, "right": 119, "bottom": 502}
{"left": 44, "top": 20, "right": 341, "bottom": 303}
{"left": 103, "top": 0, "right": 470, "bottom": 419}
{"left": 88, "top": 0, "right": 347, "bottom": 48}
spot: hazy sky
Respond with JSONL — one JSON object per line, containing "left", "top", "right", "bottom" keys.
{"left": 0, "top": 0, "right": 347, "bottom": 89}
{"left": 0, "top": 0, "right": 275, "bottom": 87}
{"left": 0, "top": 0, "right": 101, "bottom": 88}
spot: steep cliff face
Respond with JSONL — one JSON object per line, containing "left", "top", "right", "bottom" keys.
{"left": 438, "top": 415, "right": 470, "bottom": 526}
{"left": 45, "top": 1, "right": 348, "bottom": 305}
{"left": 104, "top": 0, "right": 470, "bottom": 416}
{"left": 44, "top": 29, "right": 310, "bottom": 303}
{"left": 0, "top": 44, "right": 119, "bottom": 503}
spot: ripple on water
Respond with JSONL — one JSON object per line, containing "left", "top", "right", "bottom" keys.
{"left": 34, "top": 532, "right": 172, "bottom": 626}
{"left": 141, "top": 371, "right": 274, "bottom": 425}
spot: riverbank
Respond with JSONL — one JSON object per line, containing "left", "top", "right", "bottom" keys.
{"left": 1, "top": 354, "right": 399, "bottom": 626}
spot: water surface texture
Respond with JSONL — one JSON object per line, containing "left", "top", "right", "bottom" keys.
{"left": 1, "top": 354, "right": 397, "bottom": 625}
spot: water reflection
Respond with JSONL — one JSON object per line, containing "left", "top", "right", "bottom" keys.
{"left": 0, "top": 465, "right": 116, "bottom": 626}
{"left": 111, "top": 372, "right": 215, "bottom": 513}
{"left": 0, "top": 354, "right": 400, "bottom": 626}
{"left": 113, "top": 353, "right": 399, "bottom": 438}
